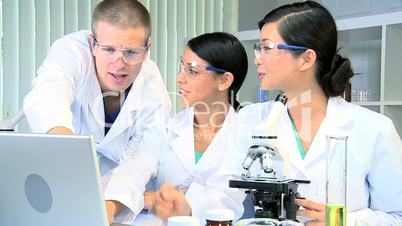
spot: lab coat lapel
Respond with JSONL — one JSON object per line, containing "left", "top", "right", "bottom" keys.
{"left": 196, "top": 107, "right": 236, "bottom": 169}
{"left": 86, "top": 77, "right": 105, "bottom": 143}
{"left": 278, "top": 112, "right": 309, "bottom": 179}
{"left": 168, "top": 108, "right": 196, "bottom": 173}
{"left": 303, "top": 97, "right": 353, "bottom": 166}
{"left": 101, "top": 73, "right": 144, "bottom": 144}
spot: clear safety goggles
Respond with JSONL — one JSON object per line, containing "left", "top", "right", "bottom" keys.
{"left": 178, "top": 57, "right": 226, "bottom": 77}
{"left": 254, "top": 40, "right": 308, "bottom": 60}
{"left": 93, "top": 38, "right": 149, "bottom": 65}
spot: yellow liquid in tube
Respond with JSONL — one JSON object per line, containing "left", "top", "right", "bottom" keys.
{"left": 326, "top": 203, "right": 346, "bottom": 226}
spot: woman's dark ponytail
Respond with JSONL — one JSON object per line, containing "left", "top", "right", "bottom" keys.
{"left": 230, "top": 90, "right": 242, "bottom": 111}
{"left": 319, "top": 53, "right": 354, "bottom": 97}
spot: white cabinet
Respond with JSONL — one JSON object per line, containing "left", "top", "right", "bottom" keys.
{"left": 383, "top": 23, "right": 402, "bottom": 136}
{"left": 235, "top": 11, "right": 402, "bottom": 137}
{"left": 338, "top": 26, "right": 382, "bottom": 109}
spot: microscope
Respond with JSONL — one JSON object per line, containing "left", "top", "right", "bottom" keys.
{"left": 229, "top": 94, "right": 309, "bottom": 221}
{"left": 0, "top": 110, "right": 24, "bottom": 132}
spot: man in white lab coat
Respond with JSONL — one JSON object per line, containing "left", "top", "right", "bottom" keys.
{"left": 23, "top": 0, "right": 171, "bottom": 224}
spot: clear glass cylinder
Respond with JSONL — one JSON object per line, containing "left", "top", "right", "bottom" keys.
{"left": 256, "top": 86, "right": 269, "bottom": 102}
{"left": 326, "top": 135, "right": 348, "bottom": 226}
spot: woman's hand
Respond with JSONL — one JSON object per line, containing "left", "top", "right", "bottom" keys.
{"left": 296, "top": 198, "right": 325, "bottom": 226}
{"left": 152, "top": 183, "right": 191, "bottom": 220}
{"left": 144, "top": 190, "right": 156, "bottom": 210}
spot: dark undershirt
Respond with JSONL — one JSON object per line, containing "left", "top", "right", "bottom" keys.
{"left": 103, "top": 85, "right": 132, "bottom": 135}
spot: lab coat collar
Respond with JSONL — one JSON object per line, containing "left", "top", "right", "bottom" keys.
{"left": 195, "top": 107, "right": 236, "bottom": 169}
{"left": 167, "top": 107, "right": 195, "bottom": 136}
{"left": 303, "top": 96, "right": 353, "bottom": 168}
{"left": 281, "top": 96, "right": 353, "bottom": 177}
{"left": 86, "top": 74, "right": 105, "bottom": 142}
{"left": 87, "top": 70, "right": 145, "bottom": 145}
{"left": 168, "top": 106, "right": 236, "bottom": 173}
{"left": 278, "top": 113, "right": 309, "bottom": 179}
{"left": 168, "top": 107, "right": 197, "bottom": 172}
{"left": 323, "top": 96, "right": 353, "bottom": 132}
{"left": 101, "top": 72, "right": 145, "bottom": 144}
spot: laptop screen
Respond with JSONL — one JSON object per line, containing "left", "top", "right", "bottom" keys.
{"left": 0, "top": 133, "right": 109, "bottom": 226}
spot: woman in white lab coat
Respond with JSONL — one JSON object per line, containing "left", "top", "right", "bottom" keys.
{"left": 227, "top": 1, "right": 402, "bottom": 225}
{"left": 144, "top": 32, "right": 248, "bottom": 223}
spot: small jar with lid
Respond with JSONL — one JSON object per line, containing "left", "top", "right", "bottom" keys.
{"left": 205, "top": 209, "right": 235, "bottom": 226}
{"left": 167, "top": 216, "right": 200, "bottom": 226}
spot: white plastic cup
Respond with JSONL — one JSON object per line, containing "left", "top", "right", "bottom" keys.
{"left": 167, "top": 216, "right": 200, "bottom": 226}
{"left": 205, "top": 208, "right": 235, "bottom": 222}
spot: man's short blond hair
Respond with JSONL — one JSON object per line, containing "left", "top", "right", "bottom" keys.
{"left": 92, "top": 0, "right": 151, "bottom": 42}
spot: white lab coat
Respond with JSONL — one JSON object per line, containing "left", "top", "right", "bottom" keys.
{"left": 153, "top": 106, "right": 245, "bottom": 223}
{"left": 23, "top": 30, "right": 171, "bottom": 224}
{"left": 224, "top": 96, "right": 402, "bottom": 225}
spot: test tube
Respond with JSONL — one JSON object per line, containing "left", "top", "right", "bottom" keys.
{"left": 326, "top": 135, "right": 348, "bottom": 226}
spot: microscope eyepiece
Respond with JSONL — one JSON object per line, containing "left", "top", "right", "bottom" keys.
{"left": 261, "top": 151, "right": 274, "bottom": 173}
{"left": 242, "top": 145, "right": 276, "bottom": 173}
{"left": 242, "top": 154, "right": 256, "bottom": 170}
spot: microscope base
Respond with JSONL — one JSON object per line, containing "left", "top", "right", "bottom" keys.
{"left": 229, "top": 177, "right": 309, "bottom": 221}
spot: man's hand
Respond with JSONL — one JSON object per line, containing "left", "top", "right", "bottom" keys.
{"left": 296, "top": 198, "right": 325, "bottom": 226}
{"left": 105, "top": 200, "right": 125, "bottom": 225}
{"left": 47, "top": 126, "right": 74, "bottom": 134}
{"left": 144, "top": 190, "right": 156, "bottom": 210}
{"left": 152, "top": 183, "right": 191, "bottom": 220}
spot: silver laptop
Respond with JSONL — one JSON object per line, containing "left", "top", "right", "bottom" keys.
{"left": 0, "top": 133, "right": 111, "bottom": 226}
